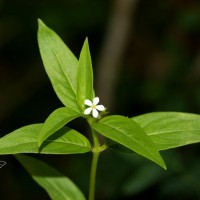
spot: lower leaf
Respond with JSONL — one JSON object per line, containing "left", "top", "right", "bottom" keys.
{"left": 92, "top": 115, "right": 166, "bottom": 169}
{"left": 132, "top": 112, "right": 200, "bottom": 150}
{"left": 0, "top": 124, "right": 91, "bottom": 154}
{"left": 15, "top": 154, "right": 86, "bottom": 200}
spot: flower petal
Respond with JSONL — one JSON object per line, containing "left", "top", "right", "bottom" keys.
{"left": 84, "top": 99, "right": 93, "bottom": 106}
{"left": 93, "top": 97, "right": 99, "bottom": 105}
{"left": 92, "top": 109, "right": 99, "bottom": 118}
{"left": 96, "top": 105, "right": 105, "bottom": 111}
{"left": 84, "top": 107, "right": 92, "bottom": 115}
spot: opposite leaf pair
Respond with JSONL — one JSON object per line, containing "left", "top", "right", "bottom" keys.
{"left": 37, "top": 19, "right": 166, "bottom": 169}
{"left": 36, "top": 20, "right": 200, "bottom": 169}
{"left": 1, "top": 19, "right": 200, "bottom": 169}
{"left": 1, "top": 19, "right": 200, "bottom": 200}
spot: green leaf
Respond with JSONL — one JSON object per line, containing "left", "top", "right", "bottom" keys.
{"left": 77, "top": 38, "right": 94, "bottom": 110}
{"left": 132, "top": 112, "right": 200, "bottom": 150}
{"left": 92, "top": 115, "right": 166, "bottom": 169}
{"left": 0, "top": 124, "right": 91, "bottom": 154}
{"left": 38, "top": 19, "right": 79, "bottom": 110}
{"left": 15, "top": 154, "right": 86, "bottom": 200}
{"left": 38, "top": 107, "right": 81, "bottom": 147}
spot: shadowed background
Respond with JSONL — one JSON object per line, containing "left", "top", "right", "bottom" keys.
{"left": 1, "top": 0, "right": 200, "bottom": 199}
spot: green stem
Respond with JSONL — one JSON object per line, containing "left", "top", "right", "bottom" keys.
{"left": 89, "top": 151, "right": 100, "bottom": 200}
{"left": 92, "top": 128, "right": 100, "bottom": 147}
{"left": 88, "top": 128, "right": 100, "bottom": 200}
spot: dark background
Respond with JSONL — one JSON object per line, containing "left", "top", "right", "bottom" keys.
{"left": 1, "top": 0, "right": 200, "bottom": 199}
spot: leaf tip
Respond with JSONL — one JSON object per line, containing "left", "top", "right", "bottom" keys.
{"left": 161, "top": 163, "right": 167, "bottom": 170}
{"left": 159, "top": 159, "right": 167, "bottom": 170}
{"left": 83, "top": 37, "right": 89, "bottom": 48}
{"left": 37, "top": 19, "right": 48, "bottom": 32}
{"left": 38, "top": 18, "right": 44, "bottom": 26}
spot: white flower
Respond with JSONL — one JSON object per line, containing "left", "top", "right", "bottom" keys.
{"left": 84, "top": 97, "right": 105, "bottom": 118}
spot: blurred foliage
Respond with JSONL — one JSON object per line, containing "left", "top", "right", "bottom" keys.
{"left": 1, "top": 0, "right": 200, "bottom": 199}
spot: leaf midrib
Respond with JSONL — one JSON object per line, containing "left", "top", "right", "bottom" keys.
{"left": 98, "top": 122, "right": 155, "bottom": 154}
{"left": 52, "top": 48, "right": 76, "bottom": 95}
{"left": 148, "top": 129, "right": 200, "bottom": 136}
{"left": 0, "top": 140, "right": 91, "bottom": 150}
{"left": 36, "top": 176, "right": 74, "bottom": 200}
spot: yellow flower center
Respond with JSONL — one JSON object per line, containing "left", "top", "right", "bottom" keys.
{"left": 91, "top": 104, "right": 96, "bottom": 109}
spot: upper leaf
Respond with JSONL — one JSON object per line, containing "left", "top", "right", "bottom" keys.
{"left": 38, "top": 107, "right": 81, "bottom": 147}
{"left": 92, "top": 115, "right": 166, "bottom": 169}
{"left": 15, "top": 154, "right": 86, "bottom": 200}
{"left": 38, "top": 19, "right": 79, "bottom": 110}
{"left": 132, "top": 112, "right": 200, "bottom": 150}
{"left": 0, "top": 124, "right": 91, "bottom": 154}
{"left": 77, "top": 38, "right": 94, "bottom": 110}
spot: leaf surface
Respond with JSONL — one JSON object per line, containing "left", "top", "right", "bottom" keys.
{"left": 77, "top": 38, "right": 94, "bottom": 110}
{"left": 38, "top": 107, "right": 81, "bottom": 147}
{"left": 0, "top": 124, "right": 91, "bottom": 154}
{"left": 92, "top": 115, "right": 166, "bottom": 169}
{"left": 15, "top": 154, "right": 86, "bottom": 200}
{"left": 133, "top": 112, "right": 200, "bottom": 150}
{"left": 38, "top": 19, "right": 79, "bottom": 110}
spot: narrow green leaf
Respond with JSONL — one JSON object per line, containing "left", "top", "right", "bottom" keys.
{"left": 15, "top": 154, "right": 86, "bottom": 200}
{"left": 0, "top": 124, "right": 91, "bottom": 154}
{"left": 38, "top": 19, "right": 79, "bottom": 110}
{"left": 38, "top": 107, "right": 81, "bottom": 147}
{"left": 92, "top": 115, "right": 166, "bottom": 169}
{"left": 77, "top": 38, "right": 94, "bottom": 110}
{"left": 132, "top": 112, "right": 200, "bottom": 150}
